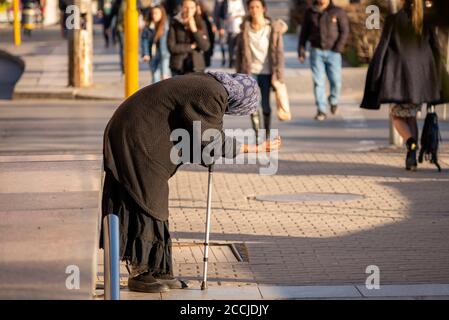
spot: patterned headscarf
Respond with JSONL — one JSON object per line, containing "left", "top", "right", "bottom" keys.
{"left": 207, "top": 71, "right": 260, "bottom": 116}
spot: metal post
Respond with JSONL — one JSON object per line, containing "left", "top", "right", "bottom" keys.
{"left": 13, "top": 0, "right": 21, "bottom": 46}
{"left": 201, "top": 164, "right": 214, "bottom": 290}
{"left": 387, "top": 0, "right": 403, "bottom": 145}
{"left": 124, "top": 0, "right": 139, "bottom": 97}
{"left": 103, "top": 214, "right": 120, "bottom": 300}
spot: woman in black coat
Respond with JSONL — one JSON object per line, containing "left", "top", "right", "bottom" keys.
{"left": 360, "top": 0, "right": 449, "bottom": 171}
{"left": 167, "top": 0, "right": 210, "bottom": 75}
{"left": 101, "top": 72, "right": 281, "bottom": 293}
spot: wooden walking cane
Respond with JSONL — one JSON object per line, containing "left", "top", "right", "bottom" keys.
{"left": 201, "top": 163, "right": 214, "bottom": 290}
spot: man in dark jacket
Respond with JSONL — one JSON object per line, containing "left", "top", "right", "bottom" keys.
{"left": 298, "top": 0, "right": 349, "bottom": 120}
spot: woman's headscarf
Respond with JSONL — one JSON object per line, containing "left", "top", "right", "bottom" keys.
{"left": 207, "top": 71, "right": 260, "bottom": 116}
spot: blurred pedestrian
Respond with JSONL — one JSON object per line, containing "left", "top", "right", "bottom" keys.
{"left": 37, "top": 0, "right": 44, "bottom": 25}
{"left": 167, "top": 0, "right": 210, "bottom": 75}
{"left": 213, "top": 0, "right": 228, "bottom": 67}
{"left": 21, "top": 0, "right": 40, "bottom": 36}
{"left": 236, "top": 0, "right": 287, "bottom": 141}
{"left": 298, "top": 0, "right": 349, "bottom": 121}
{"left": 106, "top": 0, "right": 126, "bottom": 75}
{"left": 196, "top": 1, "right": 216, "bottom": 67}
{"left": 224, "top": 0, "right": 245, "bottom": 68}
{"left": 141, "top": 5, "right": 171, "bottom": 83}
{"left": 138, "top": 0, "right": 153, "bottom": 22}
{"left": 101, "top": 72, "right": 280, "bottom": 293}
{"left": 164, "top": 0, "right": 182, "bottom": 17}
{"left": 360, "top": 0, "right": 449, "bottom": 171}
{"left": 98, "top": 0, "right": 114, "bottom": 47}
{"left": 58, "top": 0, "right": 68, "bottom": 38}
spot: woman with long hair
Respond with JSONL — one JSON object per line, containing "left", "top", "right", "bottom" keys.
{"left": 361, "top": 0, "right": 449, "bottom": 171}
{"left": 141, "top": 5, "right": 171, "bottom": 83}
{"left": 167, "top": 0, "right": 210, "bottom": 75}
{"left": 236, "top": 0, "right": 287, "bottom": 142}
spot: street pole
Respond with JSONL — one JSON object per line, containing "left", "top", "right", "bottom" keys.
{"left": 387, "top": 0, "right": 403, "bottom": 146}
{"left": 124, "top": 0, "right": 139, "bottom": 97}
{"left": 13, "top": 0, "right": 21, "bottom": 46}
{"left": 68, "top": 0, "right": 93, "bottom": 87}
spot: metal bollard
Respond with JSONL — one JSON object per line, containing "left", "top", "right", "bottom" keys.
{"left": 103, "top": 214, "right": 120, "bottom": 300}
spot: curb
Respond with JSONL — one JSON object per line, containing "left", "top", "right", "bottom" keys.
{"left": 13, "top": 90, "right": 122, "bottom": 101}
{"left": 13, "top": 90, "right": 75, "bottom": 100}
{"left": 100, "top": 284, "right": 449, "bottom": 300}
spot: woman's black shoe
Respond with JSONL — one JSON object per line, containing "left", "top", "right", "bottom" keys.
{"left": 154, "top": 274, "right": 189, "bottom": 289}
{"left": 128, "top": 272, "right": 170, "bottom": 293}
{"left": 406, "top": 138, "right": 418, "bottom": 171}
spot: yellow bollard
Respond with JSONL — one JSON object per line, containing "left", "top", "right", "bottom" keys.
{"left": 13, "top": 0, "right": 21, "bottom": 46}
{"left": 124, "top": 0, "right": 139, "bottom": 97}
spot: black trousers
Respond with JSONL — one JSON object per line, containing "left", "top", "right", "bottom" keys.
{"left": 227, "top": 33, "right": 239, "bottom": 68}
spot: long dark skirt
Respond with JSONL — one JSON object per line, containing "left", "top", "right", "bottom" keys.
{"left": 100, "top": 170, "right": 173, "bottom": 277}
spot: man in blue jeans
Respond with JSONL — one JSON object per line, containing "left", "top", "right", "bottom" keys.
{"left": 298, "top": 0, "right": 349, "bottom": 121}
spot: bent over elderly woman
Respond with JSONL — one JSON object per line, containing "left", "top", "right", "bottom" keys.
{"left": 101, "top": 72, "right": 281, "bottom": 293}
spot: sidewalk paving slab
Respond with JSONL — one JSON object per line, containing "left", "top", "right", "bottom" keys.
{"left": 99, "top": 284, "right": 449, "bottom": 300}
{"left": 258, "top": 285, "right": 362, "bottom": 299}
{"left": 356, "top": 284, "right": 449, "bottom": 298}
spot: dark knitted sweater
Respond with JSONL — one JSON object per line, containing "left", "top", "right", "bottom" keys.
{"left": 103, "top": 73, "right": 240, "bottom": 221}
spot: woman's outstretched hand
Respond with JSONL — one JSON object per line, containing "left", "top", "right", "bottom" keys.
{"left": 241, "top": 136, "right": 282, "bottom": 153}
{"left": 258, "top": 136, "right": 281, "bottom": 152}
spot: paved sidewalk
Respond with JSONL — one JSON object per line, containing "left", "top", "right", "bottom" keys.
{"left": 0, "top": 154, "right": 101, "bottom": 299}
{"left": 1, "top": 97, "right": 449, "bottom": 299}
{"left": 105, "top": 284, "right": 449, "bottom": 300}
{"left": 0, "top": 100, "right": 115, "bottom": 299}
